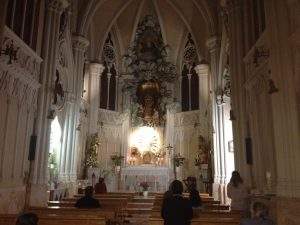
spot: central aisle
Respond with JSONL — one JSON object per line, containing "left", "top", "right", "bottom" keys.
{"left": 123, "top": 195, "right": 155, "bottom": 225}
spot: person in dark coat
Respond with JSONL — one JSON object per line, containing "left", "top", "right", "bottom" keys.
{"left": 75, "top": 186, "right": 100, "bottom": 208}
{"left": 161, "top": 180, "right": 193, "bottom": 225}
{"left": 185, "top": 176, "right": 202, "bottom": 208}
{"left": 16, "top": 213, "right": 38, "bottom": 225}
{"left": 240, "top": 202, "right": 275, "bottom": 225}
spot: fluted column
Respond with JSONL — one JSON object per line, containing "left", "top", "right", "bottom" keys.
{"left": 30, "top": 0, "right": 69, "bottom": 206}
{"left": 89, "top": 63, "right": 105, "bottom": 134}
{"left": 187, "top": 73, "right": 192, "bottom": 110}
{"left": 227, "top": 0, "right": 249, "bottom": 183}
{"left": 115, "top": 75, "right": 119, "bottom": 111}
{"left": 69, "top": 35, "right": 89, "bottom": 184}
{"left": 195, "top": 63, "right": 209, "bottom": 114}
{"left": 106, "top": 72, "right": 112, "bottom": 110}
{"left": 206, "top": 36, "right": 224, "bottom": 201}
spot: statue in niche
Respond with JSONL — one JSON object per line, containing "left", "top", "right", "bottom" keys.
{"left": 137, "top": 29, "right": 161, "bottom": 62}
{"left": 53, "top": 70, "right": 65, "bottom": 110}
{"left": 136, "top": 80, "right": 161, "bottom": 126}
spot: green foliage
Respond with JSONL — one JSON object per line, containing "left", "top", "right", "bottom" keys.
{"left": 85, "top": 134, "right": 100, "bottom": 168}
{"left": 110, "top": 153, "right": 124, "bottom": 166}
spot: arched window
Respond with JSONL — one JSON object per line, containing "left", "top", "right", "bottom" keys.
{"left": 6, "top": 0, "right": 39, "bottom": 49}
{"left": 181, "top": 34, "right": 199, "bottom": 112}
{"left": 100, "top": 33, "right": 118, "bottom": 111}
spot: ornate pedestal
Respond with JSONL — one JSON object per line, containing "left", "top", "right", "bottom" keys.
{"left": 121, "top": 165, "right": 173, "bottom": 192}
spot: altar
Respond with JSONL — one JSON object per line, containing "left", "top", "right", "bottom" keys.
{"left": 121, "top": 165, "right": 173, "bottom": 192}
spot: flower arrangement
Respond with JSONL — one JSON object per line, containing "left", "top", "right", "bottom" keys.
{"left": 140, "top": 181, "right": 149, "bottom": 191}
{"left": 110, "top": 153, "right": 124, "bottom": 166}
{"left": 173, "top": 153, "right": 185, "bottom": 167}
{"left": 85, "top": 134, "right": 100, "bottom": 168}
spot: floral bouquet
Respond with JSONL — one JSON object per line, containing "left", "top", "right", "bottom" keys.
{"left": 140, "top": 181, "right": 149, "bottom": 191}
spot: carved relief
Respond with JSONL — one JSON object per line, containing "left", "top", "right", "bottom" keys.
{"left": 0, "top": 27, "right": 41, "bottom": 108}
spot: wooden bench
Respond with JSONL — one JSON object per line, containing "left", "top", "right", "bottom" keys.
{"left": 149, "top": 217, "right": 240, "bottom": 225}
{"left": 152, "top": 204, "right": 229, "bottom": 211}
{"left": 150, "top": 209, "right": 242, "bottom": 218}
{"left": 0, "top": 214, "right": 106, "bottom": 225}
{"left": 30, "top": 206, "right": 117, "bottom": 220}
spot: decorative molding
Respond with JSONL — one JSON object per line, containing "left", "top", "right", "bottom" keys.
{"left": 0, "top": 27, "right": 41, "bottom": 107}
{"left": 89, "top": 63, "right": 105, "bottom": 77}
{"left": 46, "top": 0, "right": 69, "bottom": 13}
{"left": 194, "top": 64, "right": 209, "bottom": 76}
{"left": 206, "top": 36, "right": 220, "bottom": 53}
{"left": 72, "top": 35, "right": 90, "bottom": 52}
{"left": 98, "top": 109, "right": 123, "bottom": 126}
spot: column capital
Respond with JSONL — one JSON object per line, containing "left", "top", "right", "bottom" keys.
{"left": 72, "top": 35, "right": 89, "bottom": 52}
{"left": 46, "top": 0, "right": 69, "bottom": 12}
{"left": 206, "top": 36, "right": 220, "bottom": 52}
{"left": 195, "top": 64, "right": 209, "bottom": 76}
{"left": 89, "top": 63, "right": 105, "bottom": 76}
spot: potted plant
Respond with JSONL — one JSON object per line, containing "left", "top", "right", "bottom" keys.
{"left": 111, "top": 153, "right": 124, "bottom": 173}
{"left": 140, "top": 181, "right": 149, "bottom": 197}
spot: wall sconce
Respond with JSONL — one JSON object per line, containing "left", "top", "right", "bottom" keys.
{"left": 253, "top": 46, "right": 270, "bottom": 67}
{"left": 229, "top": 110, "right": 236, "bottom": 121}
{"left": 1, "top": 40, "right": 19, "bottom": 64}
{"left": 268, "top": 79, "right": 279, "bottom": 94}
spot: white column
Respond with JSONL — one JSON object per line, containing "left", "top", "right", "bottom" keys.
{"left": 106, "top": 72, "right": 111, "bottom": 110}
{"left": 31, "top": 0, "right": 69, "bottom": 207}
{"left": 71, "top": 35, "right": 89, "bottom": 183}
{"left": 195, "top": 64, "right": 209, "bottom": 114}
{"left": 187, "top": 73, "right": 192, "bottom": 110}
{"left": 89, "top": 63, "right": 105, "bottom": 134}
{"left": 206, "top": 36, "right": 223, "bottom": 201}
{"left": 115, "top": 75, "right": 119, "bottom": 111}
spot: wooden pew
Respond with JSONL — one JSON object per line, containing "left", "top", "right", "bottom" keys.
{"left": 30, "top": 206, "right": 117, "bottom": 220}
{"left": 48, "top": 197, "right": 129, "bottom": 209}
{"left": 150, "top": 209, "right": 242, "bottom": 219}
{"left": 152, "top": 204, "right": 229, "bottom": 211}
{"left": 0, "top": 214, "right": 106, "bottom": 225}
{"left": 149, "top": 217, "right": 240, "bottom": 225}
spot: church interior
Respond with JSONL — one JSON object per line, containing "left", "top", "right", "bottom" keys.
{"left": 0, "top": 0, "right": 299, "bottom": 224}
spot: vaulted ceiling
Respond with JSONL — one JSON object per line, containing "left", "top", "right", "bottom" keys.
{"left": 76, "top": 0, "right": 218, "bottom": 67}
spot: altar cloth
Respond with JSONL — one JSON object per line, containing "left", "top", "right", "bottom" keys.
{"left": 121, "top": 165, "right": 173, "bottom": 192}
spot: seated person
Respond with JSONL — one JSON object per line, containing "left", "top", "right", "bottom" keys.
{"left": 188, "top": 184, "right": 202, "bottom": 208}
{"left": 16, "top": 213, "right": 38, "bottom": 225}
{"left": 184, "top": 176, "right": 202, "bottom": 207}
{"left": 240, "top": 201, "right": 275, "bottom": 225}
{"left": 227, "top": 171, "right": 249, "bottom": 212}
{"left": 94, "top": 177, "right": 107, "bottom": 194}
{"left": 75, "top": 186, "right": 101, "bottom": 208}
{"left": 161, "top": 180, "right": 193, "bottom": 225}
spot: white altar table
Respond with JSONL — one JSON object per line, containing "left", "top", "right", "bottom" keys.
{"left": 121, "top": 165, "right": 173, "bottom": 192}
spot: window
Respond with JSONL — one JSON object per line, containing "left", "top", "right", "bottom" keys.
{"left": 100, "top": 33, "right": 118, "bottom": 111}
{"left": 5, "top": 0, "right": 39, "bottom": 49}
{"left": 181, "top": 34, "right": 199, "bottom": 112}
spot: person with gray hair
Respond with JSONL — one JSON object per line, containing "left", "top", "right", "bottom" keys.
{"left": 240, "top": 202, "right": 275, "bottom": 225}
